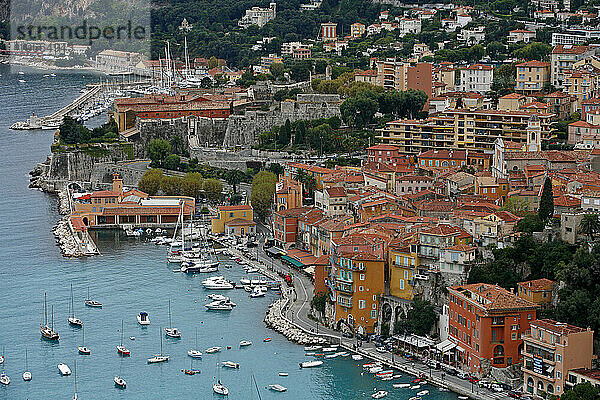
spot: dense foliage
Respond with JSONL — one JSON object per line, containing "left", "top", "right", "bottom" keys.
{"left": 59, "top": 116, "right": 119, "bottom": 144}
{"left": 250, "top": 170, "right": 278, "bottom": 220}
{"left": 138, "top": 169, "right": 223, "bottom": 202}
{"left": 394, "top": 299, "right": 437, "bottom": 337}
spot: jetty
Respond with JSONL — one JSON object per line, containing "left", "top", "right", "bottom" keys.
{"left": 11, "top": 80, "right": 152, "bottom": 130}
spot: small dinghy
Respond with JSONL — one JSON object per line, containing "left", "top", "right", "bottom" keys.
{"left": 58, "top": 364, "right": 72, "bottom": 376}
{"left": 372, "top": 390, "right": 388, "bottom": 399}
{"left": 239, "top": 340, "right": 252, "bottom": 347}
{"left": 278, "top": 372, "right": 288, "bottom": 376}
{"left": 205, "top": 346, "right": 222, "bottom": 353}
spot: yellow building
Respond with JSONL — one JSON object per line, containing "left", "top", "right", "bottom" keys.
{"left": 329, "top": 252, "right": 385, "bottom": 334}
{"left": 517, "top": 278, "right": 555, "bottom": 309}
{"left": 515, "top": 60, "right": 551, "bottom": 94}
{"left": 211, "top": 205, "right": 253, "bottom": 234}
{"left": 350, "top": 22, "right": 365, "bottom": 38}
{"left": 388, "top": 244, "right": 420, "bottom": 300}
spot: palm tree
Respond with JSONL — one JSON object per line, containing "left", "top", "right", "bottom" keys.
{"left": 224, "top": 170, "right": 245, "bottom": 194}
{"left": 579, "top": 214, "right": 600, "bottom": 241}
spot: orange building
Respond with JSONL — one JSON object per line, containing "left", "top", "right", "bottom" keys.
{"left": 329, "top": 252, "right": 385, "bottom": 334}
{"left": 274, "top": 175, "right": 303, "bottom": 212}
{"left": 114, "top": 93, "right": 232, "bottom": 131}
{"left": 523, "top": 319, "right": 594, "bottom": 397}
{"left": 517, "top": 278, "right": 556, "bottom": 309}
{"left": 448, "top": 283, "right": 539, "bottom": 374}
{"left": 72, "top": 174, "right": 194, "bottom": 228}
{"left": 272, "top": 207, "right": 314, "bottom": 249}
{"left": 313, "top": 254, "right": 330, "bottom": 295}
{"left": 474, "top": 176, "right": 509, "bottom": 202}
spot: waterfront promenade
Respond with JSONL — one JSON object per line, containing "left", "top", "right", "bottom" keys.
{"left": 245, "top": 224, "right": 515, "bottom": 400}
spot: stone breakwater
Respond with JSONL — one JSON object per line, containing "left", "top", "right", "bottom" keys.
{"left": 53, "top": 217, "right": 85, "bottom": 257}
{"left": 264, "top": 298, "right": 328, "bottom": 346}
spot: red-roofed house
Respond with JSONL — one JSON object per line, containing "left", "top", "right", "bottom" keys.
{"left": 508, "top": 29, "right": 536, "bottom": 43}
{"left": 212, "top": 204, "right": 253, "bottom": 234}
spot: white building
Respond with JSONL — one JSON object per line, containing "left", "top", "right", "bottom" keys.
{"left": 456, "top": 63, "right": 494, "bottom": 94}
{"left": 238, "top": 3, "right": 277, "bottom": 28}
{"left": 508, "top": 29, "right": 536, "bottom": 44}
{"left": 397, "top": 18, "right": 422, "bottom": 36}
{"left": 281, "top": 41, "right": 304, "bottom": 56}
{"left": 457, "top": 26, "right": 485, "bottom": 45}
{"left": 6, "top": 40, "right": 69, "bottom": 57}
{"left": 551, "top": 45, "right": 597, "bottom": 88}
{"left": 95, "top": 50, "right": 143, "bottom": 74}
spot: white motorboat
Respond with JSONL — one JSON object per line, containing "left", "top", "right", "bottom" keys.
{"left": 205, "top": 301, "right": 233, "bottom": 311}
{"left": 204, "top": 280, "right": 234, "bottom": 290}
{"left": 245, "top": 267, "right": 259, "bottom": 273}
{"left": 207, "top": 294, "right": 230, "bottom": 301}
{"left": 147, "top": 328, "right": 169, "bottom": 364}
{"left": 393, "top": 383, "right": 411, "bottom": 388}
{"left": 222, "top": 361, "right": 239, "bottom": 369}
{"left": 249, "top": 286, "right": 267, "bottom": 298}
{"left": 188, "top": 349, "right": 203, "bottom": 358}
{"left": 304, "top": 345, "right": 321, "bottom": 351}
{"left": 165, "top": 300, "right": 181, "bottom": 338}
{"left": 268, "top": 384, "right": 287, "bottom": 392}
{"left": 322, "top": 347, "right": 338, "bottom": 352}
{"left": 239, "top": 340, "right": 252, "bottom": 347}
{"left": 0, "top": 373, "right": 9, "bottom": 386}
{"left": 58, "top": 363, "right": 72, "bottom": 376}
{"left": 372, "top": 391, "right": 388, "bottom": 399}
{"left": 213, "top": 382, "right": 229, "bottom": 395}
{"left": 417, "top": 390, "right": 430, "bottom": 396}
{"left": 114, "top": 376, "right": 126, "bottom": 389}
{"left": 410, "top": 384, "right": 421, "bottom": 390}
{"left": 369, "top": 366, "right": 384, "bottom": 374}
{"left": 278, "top": 372, "right": 288, "bottom": 376}
{"left": 137, "top": 311, "right": 150, "bottom": 325}
{"left": 205, "top": 346, "right": 222, "bottom": 354}
{"left": 299, "top": 360, "right": 323, "bottom": 368}
{"left": 325, "top": 354, "right": 338, "bottom": 359}
{"left": 352, "top": 354, "right": 363, "bottom": 360}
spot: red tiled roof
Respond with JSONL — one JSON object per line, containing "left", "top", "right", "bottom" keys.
{"left": 516, "top": 60, "right": 550, "bottom": 67}
{"left": 219, "top": 205, "right": 252, "bottom": 211}
{"left": 418, "top": 149, "right": 467, "bottom": 160}
{"left": 326, "top": 186, "right": 346, "bottom": 197}
{"left": 450, "top": 283, "right": 538, "bottom": 311}
{"left": 552, "top": 45, "right": 589, "bottom": 54}
{"left": 499, "top": 93, "right": 526, "bottom": 100}
{"left": 531, "top": 319, "right": 588, "bottom": 335}
{"left": 225, "top": 218, "right": 256, "bottom": 226}
{"left": 90, "top": 190, "right": 120, "bottom": 198}
{"left": 518, "top": 278, "right": 555, "bottom": 291}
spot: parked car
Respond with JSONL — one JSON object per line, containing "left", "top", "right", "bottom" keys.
{"left": 441, "top": 365, "right": 458, "bottom": 375}
{"left": 491, "top": 384, "right": 504, "bottom": 392}
{"left": 375, "top": 347, "right": 387, "bottom": 354}
{"left": 457, "top": 371, "right": 469, "bottom": 379}
{"left": 467, "top": 375, "right": 479, "bottom": 383}
{"left": 508, "top": 390, "right": 521, "bottom": 398}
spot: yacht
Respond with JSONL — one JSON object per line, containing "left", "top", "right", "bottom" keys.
{"left": 221, "top": 361, "right": 239, "bottom": 369}
{"left": 117, "top": 320, "right": 131, "bottom": 356}
{"left": 204, "top": 280, "right": 234, "bottom": 290}
{"left": 22, "top": 348, "right": 31, "bottom": 381}
{"left": 249, "top": 286, "right": 267, "bottom": 298}
{"left": 137, "top": 311, "right": 150, "bottom": 325}
{"left": 164, "top": 300, "right": 181, "bottom": 338}
{"left": 372, "top": 390, "right": 388, "bottom": 399}
{"left": 114, "top": 376, "right": 127, "bottom": 389}
{"left": 188, "top": 328, "right": 202, "bottom": 358}
{"left": 205, "top": 300, "right": 233, "bottom": 311}
{"left": 205, "top": 346, "right": 222, "bottom": 354}
{"left": 300, "top": 360, "right": 323, "bottom": 368}
{"left": 147, "top": 328, "right": 169, "bottom": 364}
{"left": 84, "top": 287, "right": 102, "bottom": 308}
{"left": 40, "top": 294, "right": 59, "bottom": 341}
{"left": 213, "top": 381, "right": 229, "bottom": 396}
{"left": 268, "top": 384, "right": 287, "bottom": 392}
{"left": 239, "top": 340, "right": 252, "bottom": 347}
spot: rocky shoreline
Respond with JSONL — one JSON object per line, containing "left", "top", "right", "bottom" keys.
{"left": 264, "top": 298, "right": 329, "bottom": 346}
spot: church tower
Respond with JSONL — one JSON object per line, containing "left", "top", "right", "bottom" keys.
{"left": 526, "top": 114, "right": 541, "bottom": 152}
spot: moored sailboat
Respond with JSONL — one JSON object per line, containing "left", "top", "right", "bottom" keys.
{"left": 77, "top": 326, "right": 91, "bottom": 355}
{"left": 147, "top": 328, "right": 169, "bottom": 363}
{"left": 188, "top": 328, "right": 202, "bottom": 358}
{"left": 117, "top": 320, "right": 131, "bottom": 356}
{"left": 22, "top": 348, "right": 31, "bottom": 381}
{"left": 164, "top": 300, "right": 181, "bottom": 338}
{"left": 84, "top": 287, "right": 102, "bottom": 308}
{"left": 40, "top": 293, "right": 59, "bottom": 341}
{"left": 68, "top": 284, "right": 83, "bottom": 327}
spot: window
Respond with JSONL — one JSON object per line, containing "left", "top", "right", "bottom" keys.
{"left": 358, "top": 300, "right": 366, "bottom": 309}
{"left": 556, "top": 354, "right": 562, "bottom": 363}
{"left": 373, "top": 295, "right": 377, "bottom": 301}
{"left": 359, "top": 286, "right": 364, "bottom": 291}
{"left": 360, "top": 274, "right": 365, "bottom": 281}
{"left": 371, "top": 310, "right": 377, "bottom": 319}
{"left": 399, "top": 280, "right": 404, "bottom": 290}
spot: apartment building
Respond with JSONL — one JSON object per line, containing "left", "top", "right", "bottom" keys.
{"left": 457, "top": 26, "right": 485, "bottom": 46}
{"left": 564, "top": 64, "right": 600, "bottom": 111}
{"left": 516, "top": 61, "right": 551, "bottom": 94}
{"left": 456, "top": 64, "right": 494, "bottom": 94}
{"left": 375, "top": 58, "right": 433, "bottom": 102}
{"left": 329, "top": 252, "right": 385, "bottom": 334}
{"left": 448, "top": 283, "right": 539, "bottom": 374}
{"left": 211, "top": 205, "right": 253, "bottom": 234}
{"left": 321, "top": 22, "right": 337, "bottom": 41}
{"left": 389, "top": 242, "right": 420, "bottom": 300}
{"left": 418, "top": 224, "right": 472, "bottom": 268}
{"left": 377, "top": 109, "right": 554, "bottom": 155}
{"left": 551, "top": 45, "right": 596, "bottom": 89}
{"left": 523, "top": 319, "right": 594, "bottom": 397}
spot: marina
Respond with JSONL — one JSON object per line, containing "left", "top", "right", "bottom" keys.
{"left": 0, "top": 65, "right": 463, "bottom": 399}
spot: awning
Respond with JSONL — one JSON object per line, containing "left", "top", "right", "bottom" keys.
{"left": 281, "top": 255, "right": 304, "bottom": 269}
{"left": 304, "top": 266, "right": 315, "bottom": 275}
{"left": 435, "top": 339, "right": 456, "bottom": 353}
{"left": 456, "top": 345, "right": 465, "bottom": 353}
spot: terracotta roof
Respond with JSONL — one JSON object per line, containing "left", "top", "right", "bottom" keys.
{"left": 219, "top": 205, "right": 252, "bottom": 211}
{"left": 445, "top": 244, "right": 476, "bottom": 252}
{"left": 450, "top": 283, "right": 538, "bottom": 312}
{"left": 463, "top": 63, "right": 493, "bottom": 71}
{"left": 102, "top": 206, "right": 184, "bottom": 216}
{"left": 516, "top": 60, "right": 550, "bottom": 67}
{"left": 552, "top": 45, "right": 589, "bottom": 54}
{"left": 495, "top": 210, "right": 521, "bottom": 223}
{"left": 90, "top": 190, "right": 120, "bottom": 198}
{"left": 569, "top": 369, "right": 600, "bottom": 381}
{"left": 275, "top": 206, "right": 314, "bottom": 218}
{"left": 225, "top": 218, "right": 256, "bottom": 227}
{"left": 314, "top": 255, "right": 330, "bottom": 265}
{"left": 518, "top": 278, "right": 555, "bottom": 291}
{"left": 326, "top": 186, "right": 346, "bottom": 197}
{"left": 418, "top": 149, "right": 467, "bottom": 160}
{"left": 499, "top": 93, "right": 526, "bottom": 100}
{"left": 367, "top": 144, "right": 401, "bottom": 151}
{"left": 531, "top": 319, "right": 588, "bottom": 335}
{"left": 338, "top": 251, "right": 383, "bottom": 261}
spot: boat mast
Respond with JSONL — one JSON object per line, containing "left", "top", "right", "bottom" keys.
{"left": 160, "top": 327, "right": 163, "bottom": 355}
{"left": 51, "top": 305, "right": 54, "bottom": 331}
{"left": 120, "top": 319, "right": 124, "bottom": 346}
{"left": 73, "top": 360, "right": 77, "bottom": 398}
{"left": 70, "top": 284, "right": 75, "bottom": 318}
{"left": 168, "top": 300, "right": 172, "bottom": 329}
{"left": 44, "top": 292, "right": 48, "bottom": 327}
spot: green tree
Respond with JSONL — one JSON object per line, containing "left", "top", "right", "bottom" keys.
{"left": 224, "top": 169, "right": 246, "bottom": 194}
{"left": 278, "top": 119, "right": 292, "bottom": 147}
{"left": 163, "top": 154, "right": 181, "bottom": 171}
{"left": 311, "top": 292, "right": 328, "bottom": 314}
{"left": 147, "top": 139, "right": 171, "bottom": 167}
{"left": 513, "top": 42, "right": 552, "bottom": 61}
{"left": 181, "top": 172, "right": 204, "bottom": 199}
{"left": 269, "top": 62, "right": 285, "bottom": 79}
{"left": 58, "top": 116, "right": 91, "bottom": 144}
{"left": 394, "top": 299, "right": 437, "bottom": 336}
{"left": 501, "top": 196, "right": 530, "bottom": 215}
{"left": 138, "top": 169, "right": 164, "bottom": 195}
{"left": 314, "top": 59, "right": 328, "bottom": 75}
{"left": 268, "top": 163, "right": 284, "bottom": 177}
{"left": 203, "top": 178, "right": 223, "bottom": 203}
{"left": 160, "top": 175, "right": 183, "bottom": 196}
{"left": 538, "top": 177, "right": 554, "bottom": 221}
{"left": 251, "top": 171, "right": 277, "bottom": 220}
{"left": 340, "top": 93, "right": 378, "bottom": 128}
{"left": 295, "top": 120, "right": 306, "bottom": 145}
{"left": 517, "top": 213, "right": 544, "bottom": 233}
{"left": 580, "top": 214, "right": 600, "bottom": 241}
{"left": 561, "top": 380, "right": 599, "bottom": 400}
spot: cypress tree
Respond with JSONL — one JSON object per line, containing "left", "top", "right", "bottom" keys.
{"left": 538, "top": 176, "right": 554, "bottom": 221}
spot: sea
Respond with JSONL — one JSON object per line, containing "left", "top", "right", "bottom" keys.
{"left": 0, "top": 63, "right": 460, "bottom": 399}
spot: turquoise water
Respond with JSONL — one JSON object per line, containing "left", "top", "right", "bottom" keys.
{"left": 0, "top": 64, "right": 460, "bottom": 399}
